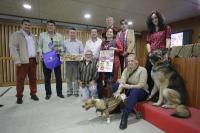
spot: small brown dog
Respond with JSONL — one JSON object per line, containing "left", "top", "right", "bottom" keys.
{"left": 82, "top": 94, "right": 127, "bottom": 123}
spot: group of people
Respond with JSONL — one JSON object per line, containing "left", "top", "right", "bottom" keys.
{"left": 9, "top": 10, "right": 171, "bottom": 130}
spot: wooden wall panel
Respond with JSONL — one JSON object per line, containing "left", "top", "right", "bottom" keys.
{"left": 171, "top": 58, "right": 199, "bottom": 108}
{"left": 0, "top": 22, "right": 90, "bottom": 86}
{"left": 196, "top": 59, "right": 200, "bottom": 108}
{"left": 184, "top": 58, "right": 197, "bottom": 107}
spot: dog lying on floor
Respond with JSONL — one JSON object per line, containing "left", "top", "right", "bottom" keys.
{"left": 82, "top": 94, "right": 127, "bottom": 123}
{"left": 148, "top": 50, "right": 190, "bottom": 118}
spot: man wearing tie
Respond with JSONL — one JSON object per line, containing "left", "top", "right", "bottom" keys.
{"left": 118, "top": 19, "right": 136, "bottom": 71}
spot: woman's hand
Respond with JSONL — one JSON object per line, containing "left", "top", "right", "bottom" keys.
{"left": 109, "top": 47, "right": 117, "bottom": 51}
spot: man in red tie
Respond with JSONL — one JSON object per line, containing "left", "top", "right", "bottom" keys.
{"left": 118, "top": 19, "right": 136, "bottom": 71}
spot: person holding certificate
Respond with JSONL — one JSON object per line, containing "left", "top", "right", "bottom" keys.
{"left": 99, "top": 27, "right": 123, "bottom": 97}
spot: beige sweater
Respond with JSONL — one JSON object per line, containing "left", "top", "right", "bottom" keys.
{"left": 119, "top": 66, "right": 149, "bottom": 93}
{"left": 9, "top": 30, "right": 38, "bottom": 64}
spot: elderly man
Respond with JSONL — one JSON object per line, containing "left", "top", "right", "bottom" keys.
{"left": 64, "top": 27, "right": 84, "bottom": 97}
{"left": 78, "top": 50, "right": 98, "bottom": 101}
{"left": 9, "top": 19, "right": 39, "bottom": 104}
{"left": 113, "top": 55, "right": 149, "bottom": 130}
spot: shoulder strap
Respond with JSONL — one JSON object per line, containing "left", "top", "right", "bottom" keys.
{"left": 127, "top": 66, "right": 139, "bottom": 80}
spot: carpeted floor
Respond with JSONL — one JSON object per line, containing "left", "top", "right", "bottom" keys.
{"left": 0, "top": 83, "right": 165, "bottom": 133}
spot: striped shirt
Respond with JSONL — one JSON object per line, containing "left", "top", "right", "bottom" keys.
{"left": 78, "top": 59, "right": 98, "bottom": 83}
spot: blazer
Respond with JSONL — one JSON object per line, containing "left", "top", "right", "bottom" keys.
{"left": 118, "top": 29, "right": 136, "bottom": 55}
{"left": 9, "top": 29, "right": 38, "bottom": 64}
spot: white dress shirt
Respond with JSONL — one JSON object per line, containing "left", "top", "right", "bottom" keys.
{"left": 22, "top": 30, "right": 36, "bottom": 58}
{"left": 84, "top": 37, "right": 102, "bottom": 59}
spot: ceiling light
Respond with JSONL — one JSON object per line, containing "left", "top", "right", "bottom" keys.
{"left": 128, "top": 21, "right": 133, "bottom": 25}
{"left": 84, "top": 13, "right": 91, "bottom": 19}
{"left": 23, "top": 3, "right": 32, "bottom": 10}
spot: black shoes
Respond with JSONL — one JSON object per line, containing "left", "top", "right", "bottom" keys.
{"left": 67, "top": 94, "right": 72, "bottom": 97}
{"left": 119, "top": 112, "right": 129, "bottom": 130}
{"left": 31, "top": 95, "right": 39, "bottom": 101}
{"left": 45, "top": 95, "right": 51, "bottom": 100}
{"left": 74, "top": 94, "right": 79, "bottom": 97}
{"left": 17, "top": 95, "right": 38, "bottom": 104}
{"left": 57, "top": 94, "right": 64, "bottom": 98}
{"left": 17, "top": 98, "right": 23, "bottom": 104}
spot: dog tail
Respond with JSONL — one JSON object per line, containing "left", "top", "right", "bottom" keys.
{"left": 171, "top": 105, "right": 191, "bottom": 118}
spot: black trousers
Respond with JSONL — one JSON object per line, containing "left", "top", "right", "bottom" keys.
{"left": 42, "top": 62, "right": 62, "bottom": 96}
{"left": 119, "top": 56, "right": 124, "bottom": 73}
{"left": 145, "top": 55, "right": 154, "bottom": 93}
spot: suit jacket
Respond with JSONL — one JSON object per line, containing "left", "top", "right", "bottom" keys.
{"left": 118, "top": 29, "right": 136, "bottom": 56}
{"left": 9, "top": 29, "right": 38, "bottom": 64}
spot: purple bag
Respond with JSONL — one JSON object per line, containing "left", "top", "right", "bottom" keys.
{"left": 43, "top": 42, "right": 61, "bottom": 69}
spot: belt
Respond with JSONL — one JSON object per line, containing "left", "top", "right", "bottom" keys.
{"left": 29, "top": 57, "right": 36, "bottom": 60}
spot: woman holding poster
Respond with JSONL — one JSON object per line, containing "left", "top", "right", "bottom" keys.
{"left": 99, "top": 27, "right": 123, "bottom": 97}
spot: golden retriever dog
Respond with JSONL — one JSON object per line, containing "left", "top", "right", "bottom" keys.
{"left": 148, "top": 50, "right": 190, "bottom": 118}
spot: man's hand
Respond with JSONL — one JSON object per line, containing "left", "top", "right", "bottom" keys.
{"left": 122, "top": 52, "right": 128, "bottom": 57}
{"left": 113, "top": 91, "right": 121, "bottom": 98}
{"left": 16, "top": 63, "right": 21, "bottom": 67}
{"left": 78, "top": 80, "right": 83, "bottom": 88}
{"left": 89, "top": 80, "right": 96, "bottom": 86}
{"left": 38, "top": 54, "right": 43, "bottom": 60}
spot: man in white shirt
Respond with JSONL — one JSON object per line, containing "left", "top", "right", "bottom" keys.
{"left": 9, "top": 19, "right": 39, "bottom": 104}
{"left": 84, "top": 28, "right": 102, "bottom": 59}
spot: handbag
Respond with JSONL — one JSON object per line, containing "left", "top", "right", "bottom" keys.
{"left": 43, "top": 41, "right": 61, "bottom": 69}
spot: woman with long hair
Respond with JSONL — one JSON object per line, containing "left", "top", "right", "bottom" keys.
{"left": 145, "top": 10, "right": 171, "bottom": 97}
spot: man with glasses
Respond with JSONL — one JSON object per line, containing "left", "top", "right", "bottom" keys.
{"left": 78, "top": 50, "right": 98, "bottom": 101}
{"left": 37, "top": 20, "right": 64, "bottom": 100}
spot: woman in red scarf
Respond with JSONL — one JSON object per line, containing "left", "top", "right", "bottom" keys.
{"left": 99, "top": 27, "right": 123, "bottom": 97}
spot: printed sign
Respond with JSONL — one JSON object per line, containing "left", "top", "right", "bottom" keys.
{"left": 98, "top": 50, "right": 114, "bottom": 72}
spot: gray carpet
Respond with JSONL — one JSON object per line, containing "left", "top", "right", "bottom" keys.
{"left": 0, "top": 83, "right": 165, "bottom": 133}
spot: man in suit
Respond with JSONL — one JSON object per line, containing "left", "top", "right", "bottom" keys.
{"left": 118, "top": 19, "right": 136, "bottom": 71}
{"left": 101, "top": 16, "right": 119, "bottom": 40}
{"left": 37, "top": 20, "right": 64, "bottom": 100}
{"left": 9, "top": 19, "right": 39, "bottom": 104}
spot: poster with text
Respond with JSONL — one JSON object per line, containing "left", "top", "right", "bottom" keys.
{"left": 98, "top": 50, "right": 114, "bottom": 72}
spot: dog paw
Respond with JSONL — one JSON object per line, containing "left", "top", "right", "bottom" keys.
{"left": 162, "top": 104, "right": 169, "bottom": 108}
{"left": 107, "top": 118, "right": 110, "bottom": 124}
{"left": 162, "top": 104, "right": 175, "bottom": 109}
{"left": 152, "top": 102, "right": 161, "bottom": 106}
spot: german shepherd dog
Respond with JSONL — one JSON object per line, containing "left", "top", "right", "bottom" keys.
{"left": 148, "top": 50, "right": 190, "bottom": 118}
